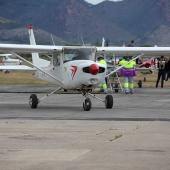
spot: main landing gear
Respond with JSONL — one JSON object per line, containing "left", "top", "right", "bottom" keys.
{"left": 29, "top": 87, "right": 62, "bottom": 109}
{"left": 29, "top": 88, "right": 113, "bottom": 111}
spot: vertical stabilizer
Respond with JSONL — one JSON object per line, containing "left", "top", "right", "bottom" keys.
{"left": 102, "top": 37, "right": 105, "bottom": 47}
{"left": 28, "top": 24, "right": 36, "bottom": 45}
{"left": 28, "top": 24, "right": 50, "bottom": 67}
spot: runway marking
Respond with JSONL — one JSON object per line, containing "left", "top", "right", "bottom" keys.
{"left": 156, "top": 100, "right": 170, "bottom": 102}
{"left": 0, "top": 149, "right": 90, "bottom": 161}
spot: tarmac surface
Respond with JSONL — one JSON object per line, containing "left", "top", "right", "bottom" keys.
{"left": 0, "top": 85, "right": 170, "bottom": 170}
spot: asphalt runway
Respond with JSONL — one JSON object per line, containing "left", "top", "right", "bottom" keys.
{"left": 0, "top": 86, "right": 170, "bottom": 121}
{"left": 0, "top": 86, "right": 170, "bottom": 170}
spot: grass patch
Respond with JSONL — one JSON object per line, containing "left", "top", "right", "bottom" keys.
{"left": 109, "top": 134, "right": 122, "bottom": 141}
{"left": 1, "top": 70, "right": 170, "bottom": 87}
{"left": 96, "top": 128, "right": 117, "bottom": 135}
{"left": 0, "top": 71, "right": 50, "bottom": 85}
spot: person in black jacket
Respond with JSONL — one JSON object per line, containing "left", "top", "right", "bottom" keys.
{"left": 165, "top": 57, "right": 170, "bottom": 81}
{"left": 128, "top": 40, "right": 135, "bottom": 47}
{"left": 156, "top": 56, "right": 166, "bottom": 88}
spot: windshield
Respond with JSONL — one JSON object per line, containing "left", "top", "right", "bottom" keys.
{"left": 63, "top": 47, "right": 96, "bottom": 63}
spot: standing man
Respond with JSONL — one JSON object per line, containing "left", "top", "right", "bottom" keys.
{"left": 165, "top": 56, "right": 170, "bottom": 81}
{"left": 97, "top": 54, "right": 108, "bottom": 93}
{"left": 128, "top": 39, "right": 141, "bottom": 64}
{"left": 128, "top": 40, "right": 135, "bottom": 47}
{"left": 119, "top": 56, "right": 136, "bottom": 94}
{"left": 122, "top": 42, "right": 126, "bottom": 47}
{"left": 156, "top": 56, "right": 166, "bottom": 88}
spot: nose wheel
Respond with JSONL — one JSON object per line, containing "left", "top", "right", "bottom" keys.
{"left": 83, "top": 98, "right": 92, "bottom": 111}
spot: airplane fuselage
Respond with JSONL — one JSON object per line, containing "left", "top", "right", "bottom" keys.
{"left": 0, "top": 55, "right": 22, "bottom": 65}
{"left": 34, "top": 59, "right": 106, "bottom": 90}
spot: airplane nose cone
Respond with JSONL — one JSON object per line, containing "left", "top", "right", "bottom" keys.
{"left": 90, "top": 64, "right": 99, "bottom": 75}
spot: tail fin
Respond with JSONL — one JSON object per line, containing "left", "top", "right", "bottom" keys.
{"left": 28, "top": 24, "right": 50, "bottom": 67}
{"left": 102, "top": 37, "right": 105, "bottom": 47}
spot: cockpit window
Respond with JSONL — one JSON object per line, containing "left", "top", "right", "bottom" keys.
{"left": 53, "top": 53, "right": 60, "bottom": 66}
{"left": 4, "top": 56, "right": 9, "bottom": 60}
{"left": 63, "top": 47, "right": 96, "bottom": 63}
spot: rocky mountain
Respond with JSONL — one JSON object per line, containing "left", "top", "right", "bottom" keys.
{"left": 0, "top": 0, "right": 170, "bottom": 46}
{"left": 0, "top": 17, "right": 67, "bottom": 45}
{"left": 92, "top": 0, "right": 170, "bottom": 46}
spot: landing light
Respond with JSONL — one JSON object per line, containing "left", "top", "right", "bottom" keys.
{"left": 91, "top": 79, "right": 95, "bottom": 83}
{"left": 90, "top": 64, "right": 99, "bottom": 75}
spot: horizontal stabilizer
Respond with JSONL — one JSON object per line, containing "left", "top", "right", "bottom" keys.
{"left": 0, "top": 65, "right": 36, "bottom": 71}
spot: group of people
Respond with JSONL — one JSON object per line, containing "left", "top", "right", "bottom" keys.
{"left": 97, "top": 40, "right": 170, "bottom": 94}
{"left": 98, "top": 40, "right": 137, "bottom": 94}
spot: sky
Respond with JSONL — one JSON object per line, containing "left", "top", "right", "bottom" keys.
{"left": 84, "top": 0, "right": 123, "bottom": 5}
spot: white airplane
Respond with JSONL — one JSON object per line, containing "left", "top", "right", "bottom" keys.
{"left": 0, "top": 26, "right": 170, "bottom": 110}
{"left": 0, "top": 53, "right": 22, "bottom": 65}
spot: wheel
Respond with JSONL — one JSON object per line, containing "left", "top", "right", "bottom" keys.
{"left": 105, "top": 95, "right": 113, "bottom": 109}
{"left": 114, "top": 82, "right": 119, "bottom": 93}
{"left": 145, "top": 63, "right": 150, "bottom": 68}
{"left": 29, "top": 94, "right": 38, "bottom": 109}
{"left": 138, "top": 80, "right": 142, "bottom": 88}
{"left": 83, "top": 98, "right": 92, "bottom": 111}
{"left": 143, "top": 77, "right": 146, "bottom": 82}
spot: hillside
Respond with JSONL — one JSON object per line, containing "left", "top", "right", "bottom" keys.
{"left": 0, "top": 17, "right": 67, "bottom": 45}
{"left": 0, "top": 0, "right": 170, "bottom": 46}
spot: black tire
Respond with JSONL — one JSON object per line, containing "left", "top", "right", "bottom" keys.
{"left": 114, "top": 83, "right": 119, "bottom": 93}
{"left": 29, "top": 94, "right": 38, "bottom": 109}
{"left": 138, "top": 80, "right": 142, "bottom": 88}
{"left": 105, "top": 95, "right": 113, "bottom": 109}
{"left": 144, "top": 77, "right": 146, "bottom": 82}
{"left": 145, "top": 63, "right": 150, "bottom": 68}
{"left": 83, "top": 98, "right": 92, "bottom": 111}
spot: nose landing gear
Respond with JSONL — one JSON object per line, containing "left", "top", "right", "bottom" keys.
{"left": 83, "top": 98, "right": 92, "bottom": 111}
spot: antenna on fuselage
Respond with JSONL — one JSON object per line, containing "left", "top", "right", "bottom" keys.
{"left": 77, "top": 36, "right": 85, "bottom": 46}
{"left": 102, "top": 37, "right": 105, "bottom": 47}
{"left": 80, "top": 36, "right": 85, "bottom": 46}
{"left": 50, "top": 33, "right": 55, "bottom": 46}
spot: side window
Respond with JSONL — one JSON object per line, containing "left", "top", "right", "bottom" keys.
{"left": 53, "top": 53, "right": 60, "bottom": 66}
{"left": 4, "top": 56, "right": 8, "bottom": 60}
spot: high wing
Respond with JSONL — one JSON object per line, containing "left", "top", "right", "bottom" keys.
{"left": 97, "top": 46, "right": 170, "bottom": 56}
{"left": 0, "top": 53, "right": 13, "bottom": 57}
{"left": 0, "top": 44, "right": 170, "bottom": 56}
{"left": 0, "top": 44, "right": 63, "bottom": 54}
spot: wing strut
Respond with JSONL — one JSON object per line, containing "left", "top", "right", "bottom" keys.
{"left": 10, "top": 51, "right": 64, "bottom": 85}
{"left": 106, "top": 54, "right": 144, "bottom": 78}
{"left": 38, "top": 87, "right": 62, "bottom": 102}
